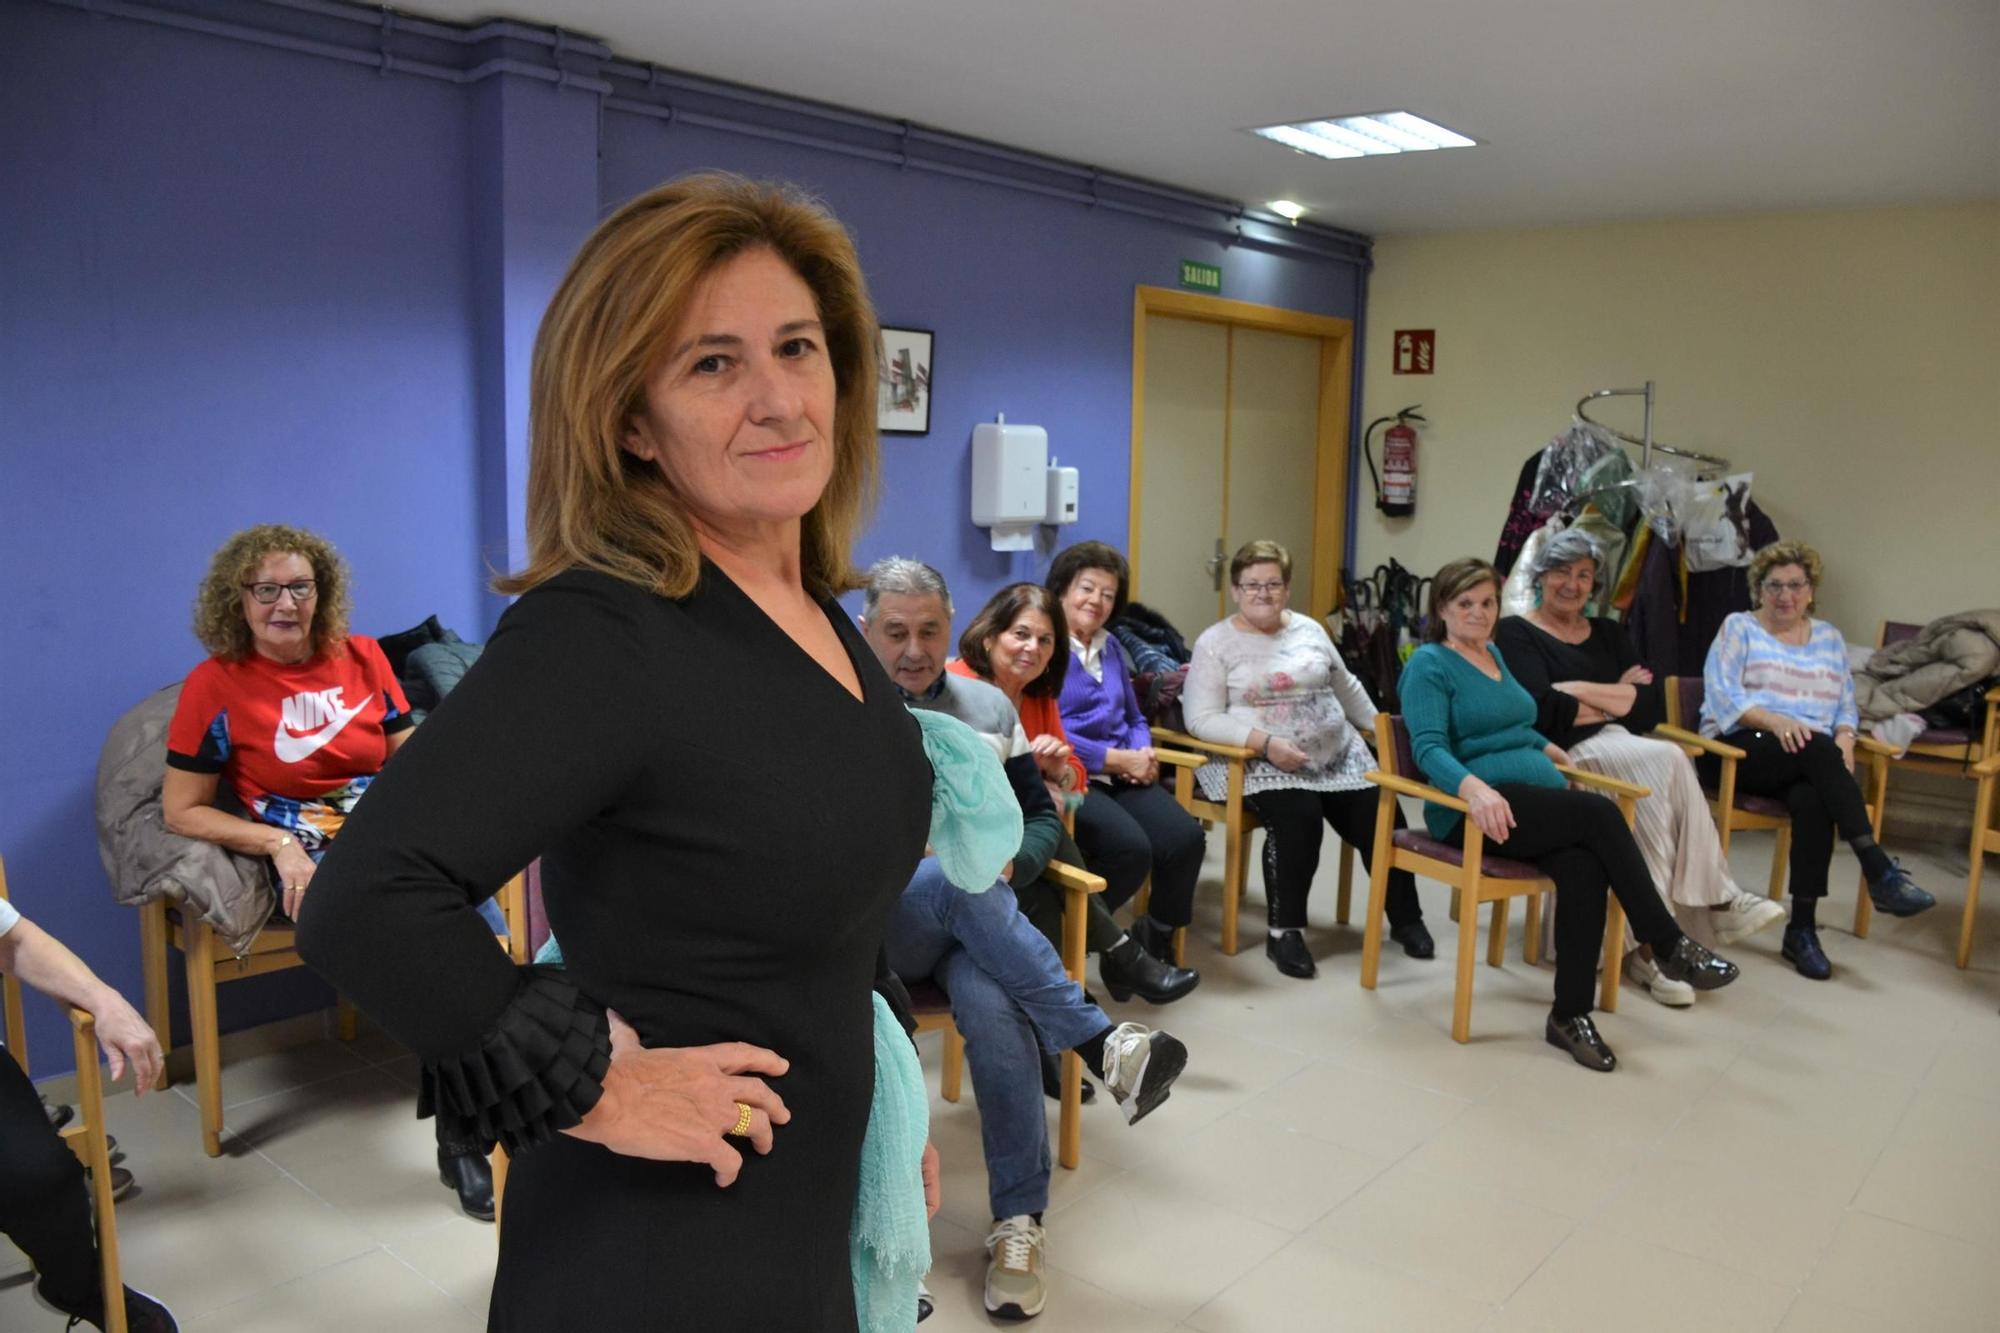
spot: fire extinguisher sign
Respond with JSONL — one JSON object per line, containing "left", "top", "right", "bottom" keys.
{"left": 1392, "top": 330, "right": 1435, "bottom": 375}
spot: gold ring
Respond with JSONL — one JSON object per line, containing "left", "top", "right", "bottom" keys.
{"left": 727, "top": 1102, "right": 755, "bottom": 1137}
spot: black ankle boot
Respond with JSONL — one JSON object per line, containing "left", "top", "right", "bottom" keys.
{"left": 1129, "top": 915, "right": 1178, "bottom": 964}
{"left": 1038, "top": 1048, "right": 1095, "bottom": 1103}
{"left": 1389, "top": 919, "right": 1436, "bottom": 959}
{"left": 1266, "top": 929, "right": 1316, "bottom": 978}
{"left": 1100, "top": 936, "right": 1200, "bottom": 1004}
{"left": 438, "top": 1145, "right": 496, "bottom": 1221}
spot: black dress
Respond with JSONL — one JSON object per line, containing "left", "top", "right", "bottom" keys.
{"left": 299, "top": 566, "right": 932, "bottom": 1331}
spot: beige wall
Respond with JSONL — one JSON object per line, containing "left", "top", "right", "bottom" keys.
{"left": 1356, "top": 203, "right": 2000, "bottom": 639}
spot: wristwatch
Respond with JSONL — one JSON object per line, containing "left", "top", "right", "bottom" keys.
{"left": 271, "top": 834, "right": 292, "bottom": 855}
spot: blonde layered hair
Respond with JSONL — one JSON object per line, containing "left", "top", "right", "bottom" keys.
{"left": 1747, "top": 540, "right": 1824, "bottom": 612}
{"left": 192, "top": 524, "right": 351, "bottom": 660}
{"left": 495, "top": 173, "right": 882, "bottom": 601}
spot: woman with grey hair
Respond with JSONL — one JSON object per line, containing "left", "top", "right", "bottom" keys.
{"left": 1494, "top": 527, "right": 1786, "bottom": 1007}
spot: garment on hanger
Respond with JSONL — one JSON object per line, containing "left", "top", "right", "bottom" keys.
{"left": 1494, "top": 452, "right": 1550, "bottom": 576}
{"left": 1623, "top": 500, "right": 1779, "bottom": 677}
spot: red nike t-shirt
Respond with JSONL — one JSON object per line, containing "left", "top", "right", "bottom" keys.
{"left": 166, "top": 635, "right": 413, "bottom": 843}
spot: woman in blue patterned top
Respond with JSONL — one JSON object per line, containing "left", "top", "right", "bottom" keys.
{"left": 1700, "top": 541, "right": 1935, "bottom": 980}
{"left": 1400, "top": 558, "right": 1739, "bottom": 1070}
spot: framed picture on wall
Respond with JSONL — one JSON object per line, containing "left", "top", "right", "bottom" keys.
{"left": 878, "top": 326, "right": 934, "bottom": 435}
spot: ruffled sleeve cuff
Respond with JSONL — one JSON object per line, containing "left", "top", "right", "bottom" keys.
{"left": 417, "top": 966, "right": 610, "bottom": 1154}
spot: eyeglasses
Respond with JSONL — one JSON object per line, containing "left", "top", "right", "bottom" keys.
{"left": 1761, "top": 579, "right": 1811, "bottom": 596}
{"left": 1237, "top": 581, "right": 1287, "bottom": 596}
{"left": 243, "top": 581, "right": 318, "bottom": 604}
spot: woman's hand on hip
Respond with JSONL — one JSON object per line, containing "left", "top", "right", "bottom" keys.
{"left": 563, "top": 1011, "right": 792, "bottom": 1186}
{"left": 1460, "top": 777, "right": 1516, "bottom": 845}
{"left": 1265, "top": 736, "right": 1310, "bottom": 772}
{"left": 273, "top": 841, "right": 319, "bottom": 919}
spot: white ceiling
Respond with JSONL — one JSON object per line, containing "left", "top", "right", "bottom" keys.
{"left": 408, "top": 0, "right": 1999, "bottom": 236}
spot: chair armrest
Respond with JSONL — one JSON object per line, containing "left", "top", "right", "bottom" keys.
{"left": 1152, "top": 727, "right": 1257, "bottom": 762}
{"left": 1151, "top": 747, "right": 1206, "bottom": 770}
{"left": 1854, "top": 733, "right": 1897, "bottom": 758}
{"left": 1970, "top": 751, "right": 2000, "bottom": 779}
{"left": 1044, "top": 859, "right": 1107, "bottom": 895}
{"left": 1652, "top": 724, "right": 1744, "bottom": 760}
{"left": 1556, "top": 766, "right": 1652, "bottom": 801}
{"left": 1986, "top": 686, "right": 2000, "bottom": 702}
{"left": 1365, "top": 770, "right": 1468, "bottom": 813}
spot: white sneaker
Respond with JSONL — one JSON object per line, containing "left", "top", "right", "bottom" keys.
{"left": 1713, "top": 891, "right": 1787, "bottom": 946}
{"left": 1624, "top": 952, "right": 1694, "bottom": 1008}
{"left": 1100, "top": 1022, "right": 1187, "bottom": 1125}
{"left": 984, "top": 1214, "right": 1047, "bottom": 1320}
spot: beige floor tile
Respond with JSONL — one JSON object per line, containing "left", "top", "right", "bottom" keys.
{"left": 1923, "top": 1018, "right": 2000, "bottom": 1103}
{"left": 212, "top": 1037, "right": 376, "bottom": 1109}
{"left": 1231, "top": 1055, "right": 1472, "bottom": 1158}
{"left": 1490, "top": 1228, "right": 1794, "bottom": 1332}
{"left": 1186, "top": 1235, "right": 1492, "bottom": 1332}
{"left": 89, "top": 1086, "right": 288, "bottom": 1226}
{"left": 113, "top": 1179, "right": 377, "bottom": 1319}
{"left": 1325, "top": 1013, "right": 1540, "bottom": 1100}
{"left": 1802, "top": 1211, "right": 2000, "bottom": 1323}
{"left": 181, "top": 1248, "right": 483, "bottom": 1332}
{"left": 1590, "top": 1147, "right": 1854, "bottom": 1288}
{"left": 1042, "top": 1170, "right": 1294, "bottom": 1321}
{"left": 1304, "top": 1160, "right": 1575, "bottom": 1305}
{"left": 1777, "top": 1292, "right": 1979, "bottom": 1332}
{"left": 1123, "top": 1109, "right": 1393, "bottom": 1231}
{"left": 1398, "top": 1100, "right": 1650, "bottom": 1220}
{"left": 388, "top": 1214, "right": 498, "bottom": 1317}
{"left": 1850, "top": 1086, "right": 2000, "bottom": 1246}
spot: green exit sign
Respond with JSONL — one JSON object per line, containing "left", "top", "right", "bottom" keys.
{"left": 1179, "top": 260, "right": 1221, "bottom": 292}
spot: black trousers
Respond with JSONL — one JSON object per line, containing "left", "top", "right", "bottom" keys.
{"left": 1705, "top": 730, "right": 1873, "bottom": 900}
{"left": 1071, "top": 783, "right": 1206, "bottom": 927}
{"left": 0, "top": 1051, "right": 97, "bottom": 1308}
{"left": 1014, "top": 830, "right": 1125, "bottom": 957}
{"left": 1450, "top": 784, "right": 1682, "bottom": 1020}
{"left": 1245, "top": 786, "right": 1422, "bottom": 930}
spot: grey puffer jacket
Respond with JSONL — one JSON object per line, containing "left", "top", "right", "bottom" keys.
{"left": 96, "top": 684, "right": 273, "bottom": 956}
{"left": 1854, "top": 609, "right": 2000, "bottom": 723}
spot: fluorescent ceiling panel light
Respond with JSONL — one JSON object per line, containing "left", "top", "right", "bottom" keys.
{"left": 1266, "top": 199, "right": 1307, "bottom": 220}
{"left": 1251, "top": 111, "right": 1476, "bottom": 160}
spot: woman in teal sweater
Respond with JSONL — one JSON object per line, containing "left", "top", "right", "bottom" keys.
{"left": 1398, "top": 558, "right": 1740, "bottom": 1070}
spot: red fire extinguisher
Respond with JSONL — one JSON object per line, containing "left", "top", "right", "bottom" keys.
{"left": 1364, "top": 405, "right": 1425, "bottom": 518}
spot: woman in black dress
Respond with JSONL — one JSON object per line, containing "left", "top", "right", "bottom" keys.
{"left": 299, "top": 174, "right": 934, "bottom": 1330}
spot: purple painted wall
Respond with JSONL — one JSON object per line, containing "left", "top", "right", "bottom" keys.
{"left": 1, "top": 2, "right": 487, "bottom": 1073}
{"left": 2, "top": 0, "right": 1365, "bottom": 1078}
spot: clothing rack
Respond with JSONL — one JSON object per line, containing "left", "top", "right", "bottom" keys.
{"left": 1576, "top": 382, "right": 1730, "bottom": 475}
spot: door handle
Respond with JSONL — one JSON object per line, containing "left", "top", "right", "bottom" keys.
{"left": 1204, "top": 537, "right": 1225, "bottom": 591}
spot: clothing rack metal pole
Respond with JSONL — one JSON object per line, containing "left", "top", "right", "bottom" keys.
{"left": 1579, "top": 382, "right": 1655, "bottom": 468}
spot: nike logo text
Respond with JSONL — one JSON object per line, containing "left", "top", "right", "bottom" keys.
{"left": 273, "top": 687, "right": 367, "bottom": 763}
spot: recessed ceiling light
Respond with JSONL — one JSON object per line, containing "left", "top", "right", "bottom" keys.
{"left": 1266, "top": 199, "right": 1308, "bottom": 220}
{"left": 1250, "top": 111, "right": 1477, "bottom": 161}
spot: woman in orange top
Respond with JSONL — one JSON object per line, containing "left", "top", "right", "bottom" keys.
{"left": 951, "top": 583, "right": 1197, "bottom": 1005}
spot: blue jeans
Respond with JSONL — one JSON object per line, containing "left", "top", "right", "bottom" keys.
{"left": 885, "top": 857, "right": 1110, "bottom": 1219}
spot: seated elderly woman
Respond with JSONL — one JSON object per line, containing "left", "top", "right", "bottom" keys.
{"left": 949, "top": 580, "right": 1200, "bottom": 1003}
{"left": 1046, "top": 541, "right": 1208, "bottom": 966}
{"left": 159, "top": 524, "right": 497, "bottom": 1220}
{"left": 1494, "top": 528, "right": 1787, "bottom": 1007}
{"left": 1400, "top": 557, "right": 1740, "bottom": 1070}
{"left": 1182, "top": 539, "right": 1434, "bottom": 979}
{"left": 1700, "top": 540, "right": 1935, "bottom": 980}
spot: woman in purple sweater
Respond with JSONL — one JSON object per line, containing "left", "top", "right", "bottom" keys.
{"left": 1047, "top": 542, "right": 1207, "bottom": 965}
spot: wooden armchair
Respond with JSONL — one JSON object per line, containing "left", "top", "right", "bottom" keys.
{"left": 1154, "top": 727, "right": 1354, "bottom": 958}
{"left": 908, "top": 855, "right": 1106, "bottom": 1171}
{"left": 1359, "top": 716, "right": 1640, "bottom": 1043}
{"left": 2, "top": 866, "right": 128, "bottom": 1332}
{"left": 1957, "top": 750, "right": 2000, "bottom": 968}
{"left": 1663, "top": 678, "right": 1893, "bottom": 936}
{"left": 143, "top": 873, "right": 530, "bottom": 1157}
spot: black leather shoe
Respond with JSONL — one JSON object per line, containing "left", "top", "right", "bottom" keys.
{"left": 1100, "top": 937, "right": 1201, "bottom": 1004}
{"left": 1389, "top": 920, "right": 1436, "bottom": 960}
{"left": 1545, "top": 1013, "right": 1617, "bottom": 1072}
{"left": 1655, "top": 935, "right": 1739, "bottom": 991}
{"left": 438, "top": 1147, "right": 495, "bottom": 1222}
{"left": 1039, "top": 1049, "right": 1095, "bottom": 1104}
{"left": 1129, "top": 914, "right": 1179, "bottom": 964}
{"left": 1266, "top": 929, "right": 1316, "bottom": 978}
{"left": 1867, "top": 861, "right": 1937, "bottom": 917}
{"left": 1781, "top": 925, "right": 1833, "bottom": 980}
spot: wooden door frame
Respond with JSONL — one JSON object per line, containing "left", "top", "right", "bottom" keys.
{"left": 1128, "top": 285, "right": 1354, "bottom": 620}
